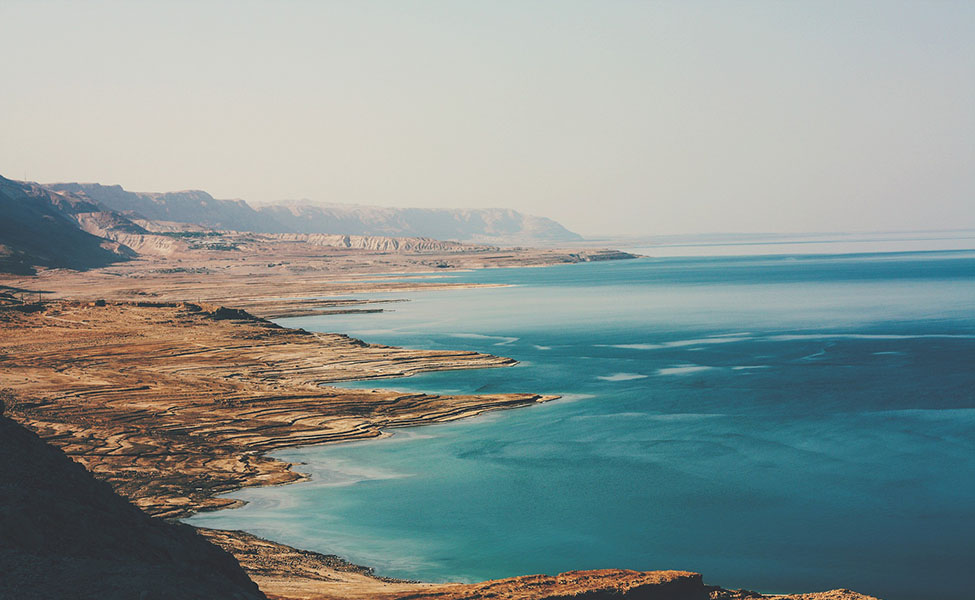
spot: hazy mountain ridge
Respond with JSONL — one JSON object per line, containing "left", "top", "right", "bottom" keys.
{"left": 0, "top": 176, "right": 137, "bottom": 274}
{"left": 48, "top": 182, "right": 582, "bottom": 244}
{"left": 259, "top": 201, "right": 583, "bottom": 243}
{"left": 0, "top": 177, "right": 599, "bottom": 274}
{"left": 48, "top": 182, "right": 268, "bottom": 233}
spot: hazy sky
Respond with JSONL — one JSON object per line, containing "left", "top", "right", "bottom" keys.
{"left": 2, "top": 1, "right": 974, "bottom": 236}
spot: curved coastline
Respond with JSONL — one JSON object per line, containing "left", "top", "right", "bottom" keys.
{"left": 0, "top": 271, "right": 885, "bottom": 600}
{"left": 0, "top": 296, "right": 568, "bottom": 595}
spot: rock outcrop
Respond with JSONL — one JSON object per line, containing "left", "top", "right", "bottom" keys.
{"left": 48, "top": 182, "right": 269, "bottom": 232}
{"left": 0, "top": 176, "right": 136, "bottom": 273}
{"left": 0, "top": 410, "right": 266, "bottom": 600}
{"left": 399, "top": 570, "right": 709, "bottom": 600}
{"left": 0, "top": 299, "right": 548, "bottom": 518}
{"left": 257, "top": 202, "right": 583, "bottom": 244}
{"left": 261, "top": 232, "right": 480, "bottom": 252}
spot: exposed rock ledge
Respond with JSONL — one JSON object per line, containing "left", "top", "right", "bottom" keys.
{"left": 400, "top": 570, "right": 705, "bottom": 600}
{"left": 398, "top": 570, "right": 878, "bottom": 600}
{"left": 0, "top": 299, "right": 548, "bottom": 518}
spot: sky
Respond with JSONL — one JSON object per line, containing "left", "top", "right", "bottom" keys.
{"left": 2, "top": 1, "right": 974, "bottom": 236}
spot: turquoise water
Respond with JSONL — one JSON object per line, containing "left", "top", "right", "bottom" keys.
{"left": 187, "top": 250, "right": 975, "bottom": 600}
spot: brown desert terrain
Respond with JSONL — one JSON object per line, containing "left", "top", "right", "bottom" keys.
{"left": 0, "top": 298, "right": 551, "bottom": 518}
{"left": 0, "top": 231, "right": 633, "bottom": 317}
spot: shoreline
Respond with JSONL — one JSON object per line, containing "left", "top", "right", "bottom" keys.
{"left": 0, "top": 253, "right": 881, "bottom": 600}
{"left": 0, "top": 295, "right": 566, "bottom": 595}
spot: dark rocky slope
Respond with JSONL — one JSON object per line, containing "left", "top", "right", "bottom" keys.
{"left": 0, "top": 176, "right": 135, "bottom": 274}
{"left": 0, "top": 406, "right": 266, "bottom": 600}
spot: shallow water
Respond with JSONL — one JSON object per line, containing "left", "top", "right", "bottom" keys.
{"left": 187, "top": 249, "right": 975, "bottom": 600}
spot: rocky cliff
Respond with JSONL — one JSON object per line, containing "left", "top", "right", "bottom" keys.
{"left": 48, "top": 182, "right": 269, "bottom": 232}
{"left": 0, "top": 407, "right": 266, "bottom": 600}
{"left": 258, "top": 201, "right": 583, "bottom": 244}
{"left": 0, "top": 176, "right": 136, "bottom": 274}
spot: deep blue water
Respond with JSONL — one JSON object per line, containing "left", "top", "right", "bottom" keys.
{"left": 187, "top": 250, "right": 975, "bottom": 600}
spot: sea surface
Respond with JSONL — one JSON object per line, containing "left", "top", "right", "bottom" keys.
{"left": 187, "top": 243, "right": 975, "bottom": 600}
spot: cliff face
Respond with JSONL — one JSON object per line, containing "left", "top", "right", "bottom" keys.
{"left": 0, "top": 176, "right": 136, "bottom": 274}
{"left": 258, "top": 202, "right": 584, "bottom": 244}
{"left": 0, "top": 409, "right": 266, "bottom": 600}
{"left": 265, "top": 232, "right": 478, "bottom": 252}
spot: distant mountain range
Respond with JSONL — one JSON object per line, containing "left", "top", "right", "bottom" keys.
{"left": 0, "top": 176, "right": 585, "bottom": 273}
{"left": 48, "top": 183, "right": 582, "bottom": 244}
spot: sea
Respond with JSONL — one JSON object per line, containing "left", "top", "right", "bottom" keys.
{"left": 186, "top": 233, "right": 975, "bottom": 600}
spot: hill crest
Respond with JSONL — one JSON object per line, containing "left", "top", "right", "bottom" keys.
{"left": 48, "top": 182, "right": 582, "bottom": 244}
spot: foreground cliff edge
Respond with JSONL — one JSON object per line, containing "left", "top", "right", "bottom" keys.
{"left": 0, "top": 409, "right": 266, "bottom": 600}
{"left": 0, "top": 293, "right": 882, "bottom": 600}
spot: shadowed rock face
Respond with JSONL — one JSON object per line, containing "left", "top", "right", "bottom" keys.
{"left": 0, "top": 176, "right": 135, "bottom": 274}
{"left": 0, "top": 412, "right": 266, "bottom": 600}
{"left": 49, "top": 182, "right": 269, "bottom": 233}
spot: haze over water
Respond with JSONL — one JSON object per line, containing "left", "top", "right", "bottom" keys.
{"left": 188, "top": 239, "right": 975, "bottom": 600}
